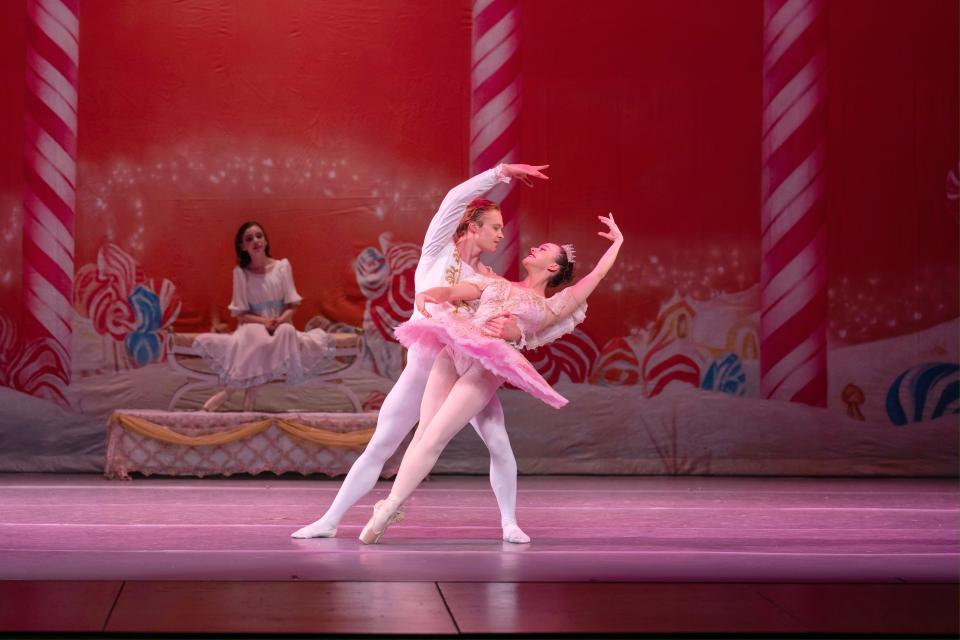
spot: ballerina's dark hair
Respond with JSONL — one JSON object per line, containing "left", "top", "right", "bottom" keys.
{"left": 235, "top": 221, "right": 271, "bottom": 268}
{"left": 548, "top": 246, "right": 575, "bottom": 288}
{"left": 454, "top": 198, "right": 500, "bottom": 240}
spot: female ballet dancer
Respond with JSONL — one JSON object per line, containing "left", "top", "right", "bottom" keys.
{"left": 291, "top": 163, "right": 552, "bottom": 544}
{"left": 359, "top": 213, "right": 623, "bottom": 543}
{"left": 193, "top": 221, "right": 335, "bottom": 411}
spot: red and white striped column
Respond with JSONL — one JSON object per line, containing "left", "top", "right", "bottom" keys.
{"left": 760, "top": 0, "right": 828, "bottom": 406}
{"left": 470, "top": 0, "right": 521, "bottom": 279}
{"left": 22, "top": 0, "right": 80, "bottom": 391}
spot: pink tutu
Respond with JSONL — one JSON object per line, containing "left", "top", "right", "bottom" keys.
{"left": 394, "top": 311, "right": 567, "bottom": 408}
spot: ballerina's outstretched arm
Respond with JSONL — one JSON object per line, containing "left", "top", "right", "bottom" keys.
{"left": 414, "top": 282, "right": 483, "bottom": 318}
{"left": 556, "top": 213, "right": 624, "bottom": 314}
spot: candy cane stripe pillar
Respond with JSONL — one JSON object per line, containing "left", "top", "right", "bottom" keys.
{"left": 22, "top": 0, "right": 80, "bottom": 387}
{"left": 471, "top": 0, "right": 521, "bottom": 279}
{"left": 760, "top": 0, "right": 828, "bottom": 406}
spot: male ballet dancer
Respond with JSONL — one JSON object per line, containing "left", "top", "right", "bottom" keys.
{"left": 292, "top": 163, "right": 549, "bottom": 543}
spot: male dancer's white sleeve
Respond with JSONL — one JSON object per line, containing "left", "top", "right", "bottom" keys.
{"left": 413, "top": 166, "right": 509, "bottom": 314}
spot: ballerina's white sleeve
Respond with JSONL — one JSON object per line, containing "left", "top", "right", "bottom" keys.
{"left": 526, "top": 287, "right": 588, "bottom": 350}
{"left": 227, "top": 267, "right": 249, "bottom": 317}
{"left": 280, "top": 259, "right": 303, "bottom": 305}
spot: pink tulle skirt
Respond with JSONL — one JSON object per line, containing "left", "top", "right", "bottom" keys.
{"left": 394, "top": 313, "right": 567, "bottom": 409}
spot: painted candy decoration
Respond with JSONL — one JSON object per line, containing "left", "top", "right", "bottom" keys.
{"left": 7, "top": 337, "right": 70, "bottom": 403}
{"left": 148, "top": 277, "right": 181, "bottom": 331}
{"left": 526, "top": 329, "right": 600, "bottom": 385}
{"left": 886, "top": 363, "right": 959, "bottom": 426}
{"left": 356, "top": 233, "right": 420, "bottom": 345}
{"left": 362, "top": 390, "right": 387, "bottom": 412}
{"left": 74, "top": 243, "right": 144, "bottom": 340}
{"left": 643, "top": 341, "right": 702, "bottom": 398}
{"left": 355, "top": 234, "right": 420, "bottom": 379}
{"left": 124, "top": 285, "right": 164, "bottom": 367}
{"left": 841, "top": 383, "right": 865, "bottom": 421}
{"left": 368, "top": 241, "right": 420, "bottom": 343}
{"left": 589, "top": 337, "right": 641, "bottom": 386}
{"left": 701, "top": 353, "right": 747, "bottom": 397}
{"left": 0, "top": 312, "right": 17, "bottom": 387}
{"left": 642, "top": 298, "right": 702, "bottom": 398}
{"left": 0, "top": 310, "right": 69, "bottom": 404}
{"left": 355, "top": 246, "right": 389, "bottom": 300}
{"left": 73, "top": 244, "right": 181, "bottom": 369}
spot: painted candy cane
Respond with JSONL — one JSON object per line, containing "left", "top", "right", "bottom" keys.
{"left": 21, "top": 0, "right": 80, "bottom": 394}
{"left": 760, "top": 0, "right": 828, "bottom": 406}
{"left": 470, "top": 0, "right": 521, "bottom": 279}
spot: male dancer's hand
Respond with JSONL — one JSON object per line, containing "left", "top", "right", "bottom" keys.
{"left": 481, "top": 311, "right": 521, "bottom": 343}
{"left": 501, "top": 163, "right": 550, "bottom": 187}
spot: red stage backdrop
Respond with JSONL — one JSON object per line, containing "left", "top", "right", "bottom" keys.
{"left": 0, "top": 0, "right": 956, "bottom": 475}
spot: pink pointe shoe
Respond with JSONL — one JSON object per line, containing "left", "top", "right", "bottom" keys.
{"left": 358, "top": 499, "right": 404, "bottom": 545}
{"left": 201, "top": 389, "right": 230, "bottom": 412}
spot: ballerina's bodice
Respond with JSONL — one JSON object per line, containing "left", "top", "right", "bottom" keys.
{"left": 458, "top": 275, "right": 586, "bottom": 346}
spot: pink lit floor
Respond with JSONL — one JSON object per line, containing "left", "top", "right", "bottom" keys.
{"left": 0, "top": 473, "right": 957, "bottom": 635}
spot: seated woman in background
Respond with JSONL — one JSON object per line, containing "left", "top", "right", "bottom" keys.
{"left": 194, "top": 221, "right": 335, "bottom": 412}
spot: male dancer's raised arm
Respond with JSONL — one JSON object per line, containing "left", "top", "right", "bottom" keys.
{"left": 420, "top": 164, "right": 549, "bottom": 259}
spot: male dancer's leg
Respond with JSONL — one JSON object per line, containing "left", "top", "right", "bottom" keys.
{"left": 381, "top": 361, "right": 502, "bottom": 507}
{"left": 394, "top": 347, "right": 459, "bottom": 469}
{"left": 470, "top": 398, "right": 530, "bottom": 543}
{"left": 290, "top": 347, "right": 433, "bottom": 538}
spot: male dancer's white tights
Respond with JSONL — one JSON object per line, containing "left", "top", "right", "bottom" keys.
{"left": 292, "top": 347, "right": 529, "bottom": 543}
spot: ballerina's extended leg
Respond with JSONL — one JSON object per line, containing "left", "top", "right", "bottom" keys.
{"left": 360, "top": 360, "right": 502, "bottom": 544}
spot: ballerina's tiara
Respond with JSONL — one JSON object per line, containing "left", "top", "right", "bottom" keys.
{"left": 561, "top": 243, "right": 576, "bottom": 263}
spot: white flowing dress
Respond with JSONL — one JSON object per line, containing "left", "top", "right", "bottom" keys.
{"left": 193, "top": 259, "right": 335, "bottom": 388}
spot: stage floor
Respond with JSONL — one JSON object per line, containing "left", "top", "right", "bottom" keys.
{"left": 0, "top": 473, "right": 957, "bottom": 635}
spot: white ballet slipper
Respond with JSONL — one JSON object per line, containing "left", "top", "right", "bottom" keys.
{"left": 290, "top": 519, "right": 338, "bottom": 539}
{"left": 502, "top": 522, "right": 531, "bottom": 544}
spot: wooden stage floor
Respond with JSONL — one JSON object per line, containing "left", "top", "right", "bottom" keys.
{"left": 0, "top": 473, "right": 956, "bottom": 636}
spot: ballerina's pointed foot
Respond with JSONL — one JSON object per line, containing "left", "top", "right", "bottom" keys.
{"left": 201, "top": 389, "right": 230, "bottom": 412}
{"left": 290, "top": 519, "right": 338, "bottom": 539}
{"left": 358, "top": 499, "right": 404, "bottom": 545}
{"left": 502, "top": 523, "right": 531, "bottom": 544}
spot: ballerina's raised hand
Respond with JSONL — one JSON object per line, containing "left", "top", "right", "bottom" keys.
{"left": 597, "top": 212, "right": 622, "bottom": 243}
